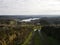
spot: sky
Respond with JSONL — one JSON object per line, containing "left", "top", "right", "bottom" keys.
{"left": 0, "top": 0, "right": 60, "bottom": 15}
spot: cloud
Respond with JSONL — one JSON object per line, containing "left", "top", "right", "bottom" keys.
{"left": 24, "top": 0, "right": 60, "bottom": 15}
{"left": 0, "top": 0, "right": 60, "bottom": 15}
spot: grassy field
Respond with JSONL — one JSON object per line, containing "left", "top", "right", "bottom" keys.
{"left": 31, "top": 30, "right": 60, "bottom": 45}
{"left": 31, "top": 31, "right": 42, "bottom": 45}
{"left": 22, "top": 31, "right": 33, "bottom": 45}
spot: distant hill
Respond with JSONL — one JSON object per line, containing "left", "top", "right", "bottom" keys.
{"left": 0, "top": 15, "right": 60, "bottom": 20}
{"left": 0, "top": 15, "right": 42, "bottom": 19}
{"left": 40, "top": 16, "right": 60, "bottom": 24}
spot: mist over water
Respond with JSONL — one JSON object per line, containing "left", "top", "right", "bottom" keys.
{"left": 21, "top": 18, "right": 40, "bottom": 22}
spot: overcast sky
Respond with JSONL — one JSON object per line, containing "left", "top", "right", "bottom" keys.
{"left": 0, "top": 0, "right": 60, "bottom": 15}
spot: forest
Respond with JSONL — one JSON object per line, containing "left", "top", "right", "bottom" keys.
{"left": 0, "top": 19, "right": 33, "bottom": 45}
{"left": 0, "top": 16, "right": 60, "bottom": 45}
